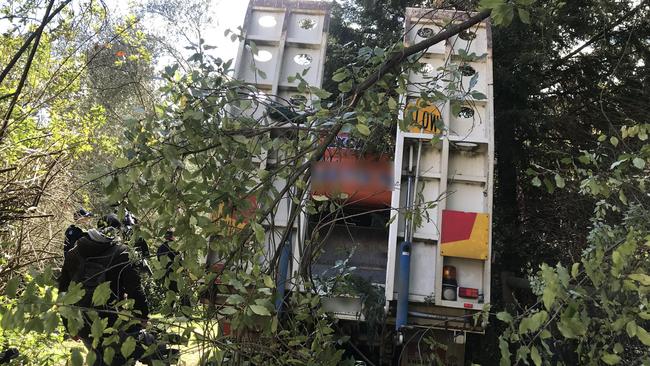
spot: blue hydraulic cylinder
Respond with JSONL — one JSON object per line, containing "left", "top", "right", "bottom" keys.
{"left": 275, "top": 235, "right": 292, "bottom": 313}
{"left": 395, "top": 240, "right": 412, "bottom": 330}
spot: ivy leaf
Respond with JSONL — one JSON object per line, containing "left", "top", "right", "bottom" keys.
{"left": 249, "top": 304, "right": 271, "bottom": 316}
{"left": 632, "top": 157, "right": 645, "bottom": 169}
{"left": 357, "top": 124, "right": 370, "bottom": 136}
{"left": 92, "top": 282, "right": 112, "bottom": 306}
{"left": 121, "top": 336, "right": 136, "bottom": 358}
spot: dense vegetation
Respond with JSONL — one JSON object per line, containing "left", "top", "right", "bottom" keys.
{"left": 0, "top": 0, "right": 648, "bottom": 365}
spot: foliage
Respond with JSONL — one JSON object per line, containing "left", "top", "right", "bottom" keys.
{"left": 496, "top": 92, "right": 650, "bottom": 364}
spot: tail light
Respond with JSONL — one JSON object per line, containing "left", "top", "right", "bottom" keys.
{"left": 442, "top": 266, "right": 457, "bottom": 286}
{"left": 442, "top": 265, "right": 458, "bottom": 301}
{"left": 458, "top": 287, "right": 479, "bottom": 299}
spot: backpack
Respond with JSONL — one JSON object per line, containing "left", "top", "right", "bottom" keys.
{"left": 70, "top": 244, "right": 120, "bottom": 309}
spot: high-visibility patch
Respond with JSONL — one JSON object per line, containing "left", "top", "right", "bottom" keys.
{"left": 440, "top": 209, "right": 489, "bottom": 260}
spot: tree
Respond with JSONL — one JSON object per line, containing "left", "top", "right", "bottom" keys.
{"left": 2, "top": 2, "right": 496, "bottom": 364}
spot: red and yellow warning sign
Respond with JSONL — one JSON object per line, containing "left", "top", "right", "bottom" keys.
{"left": 440, "top": 209, "right": 489, "bottom": 260}
{"left": 406, "top": 100, "right": 442, "bottom": 134}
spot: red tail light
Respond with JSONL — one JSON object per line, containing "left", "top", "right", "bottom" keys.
{"left": 442, "top": 266, "right": 457, "bottom": 285}
{"left": 458, "top": 287, "right": 479, "bottom": 299}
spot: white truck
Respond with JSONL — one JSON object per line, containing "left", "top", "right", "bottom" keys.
{"left": 231, "top": 2, "right": 494, "bottom": 364}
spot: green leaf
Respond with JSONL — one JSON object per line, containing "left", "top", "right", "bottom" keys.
{"left": 479, "top": 0, "right": 505, "bottom": 10}
{"left": 103, "top": 347, "right": 115, "bottom": 365}
{"left": 71, "top": 348, "right": 84, "bottom": 366}
{"left": 498, "top": 338, "right": 511, "bottom": 366}
{"left": 86, "top": 350, "right": 97, "bottom": 366}
{"left": 542, "top": 286, "right": 556, "bottom": 310}
{"left": 357, "top": 124, "right": 370, "bottom": 136}
{"left": 626, "top": 320, "right": 637, "bottom": 337}
{"left": 471, "top": 91, "right": 487, "bottom": 100}
{"left": 5, "top": 276, "right": 20, "bottom": 297}
{"left": 264, "top": 275, "right": 275, "bottom": 288}
{"left": 252, "top": 222, "right": 265, "bottom": 244}
{"left": 601, "top": 353, "right": 621, "bottom": 365}
{"left": 387, "top": 97, "right": 397, "bottom": 110}
{"left": 637, "top": 326, "right": 650, "bottom": 346}
{"left": 332, "top": 70, "right": 348, "bottom": 82}
{"left": 571, "top": 263, "right": 580, "bottom": 278}
{"left": 233, "top": 135, "right": 249, "bottom": 144}
{"left": 518, "top": 8, "right": 531, "bottom": 24}
{"left": 91, "top": 318, "right": 108, "bottom": 348}
{"left": 610, "top": 136, "right": 619, "bottom": 146}
{"left": 311, "top": 88, "right": 332, "bottom": 99}
{"left": 532, "top": 176, "right": 542, "bottom": 187}
{"left": 628, "top": 273, "right": 650, "bottom": 286}
{"left": 497, "top": 311, "right": 513, "bottom": 324}
{"left": 61, "top": 283, "right": 86, "bottom": 305}
{"left": 220, "top": 306, "right": 238, "bottom": 315}
{"left": 249, "top": 304, "right": 271, "bottom": 316}
{"left": 530, "top": 346, "right": 542, "bottom": 366}
{"left": 121, "top": 336, "right": 136, "bottom": 358}
{"left": 43, "top": 311, "right": 60, "bottom": 332}
{"left": 632, "top": 157, "right": 646, "bottom": 169}
{"left": 338, "top": 80, "right": 353, "bottom": 93}
{"left": 554, "top": 174, "right": 565, "bottom": 188}
{"left": 226, "top": 294, "right": 245, "bottom": 305}
{"left": 113, "top": 157, "right": 130, "bottom": 169}
{"left": 92, "top": 282, "right": 112, "bottom": 306}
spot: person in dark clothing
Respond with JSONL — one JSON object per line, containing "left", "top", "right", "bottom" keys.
{"left": 59, "top": 226, "right": 149, "bottom": 365}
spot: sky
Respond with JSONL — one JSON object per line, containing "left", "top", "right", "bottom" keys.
{"left": 109, "top": 0, "right": 250, "bottom": 65}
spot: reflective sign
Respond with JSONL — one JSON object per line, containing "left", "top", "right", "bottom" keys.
{"left": 407, "top": 100, "right": 442, "bottom": 134}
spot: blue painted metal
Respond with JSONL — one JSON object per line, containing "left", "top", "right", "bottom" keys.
{"left": 275, "top": 234, "right": 292, "bottom": 312}
{"left": 396, "top": 240, "right": 411, "bottom": 330}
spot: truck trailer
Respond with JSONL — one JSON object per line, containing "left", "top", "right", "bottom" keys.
{"left": 228, "top": 1, "right": 494, "bottom": 364}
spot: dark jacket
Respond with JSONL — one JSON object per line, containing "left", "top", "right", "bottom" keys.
{"left": 59, "top": 234, "right": 149, "bottom": 321}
